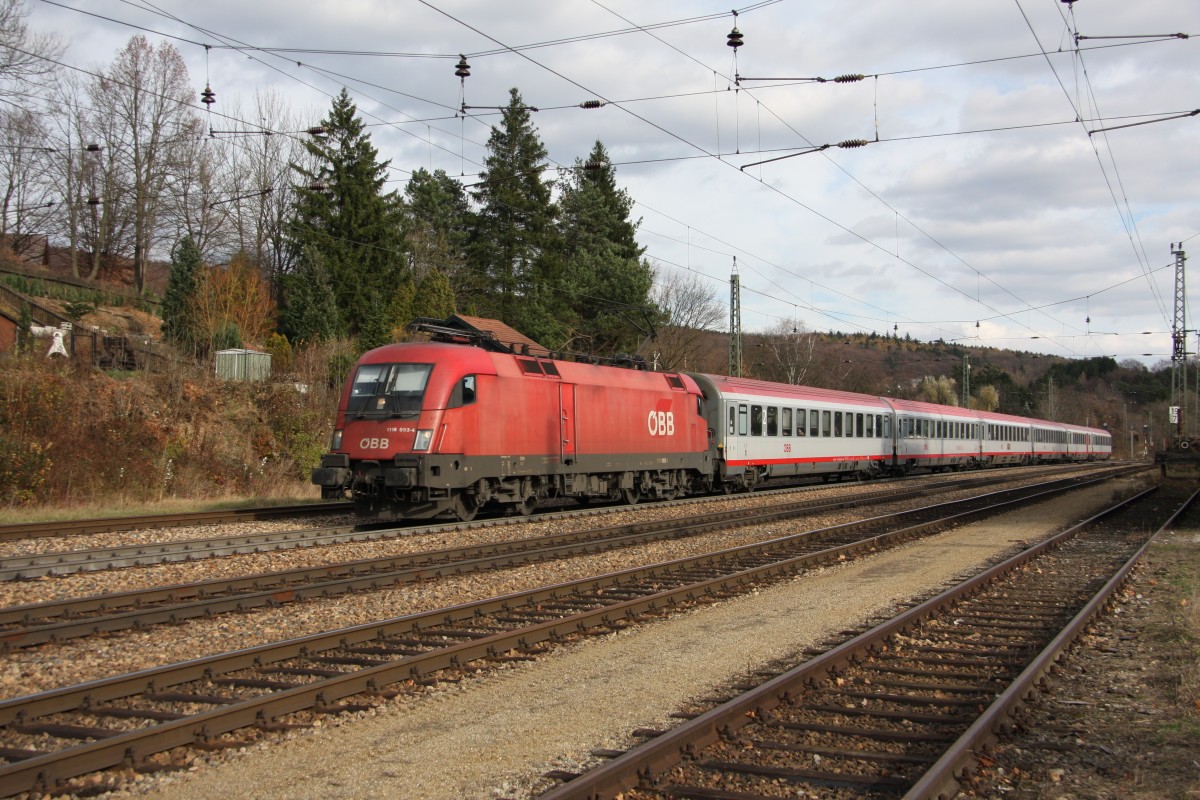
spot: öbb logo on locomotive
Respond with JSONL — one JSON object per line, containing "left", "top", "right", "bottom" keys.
{"left": 647, "top": 400, "right": 676, "bottom": 437}
{"left": 360, "top": 437, "right": 390, "bottom": 450}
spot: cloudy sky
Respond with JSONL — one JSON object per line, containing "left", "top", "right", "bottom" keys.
{"left": 27, "top": 0, "right": 1200, "bottom": 364}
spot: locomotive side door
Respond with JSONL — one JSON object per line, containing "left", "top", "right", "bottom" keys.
{"left": 559, "top": 383, "right": 577, "bottom": 464}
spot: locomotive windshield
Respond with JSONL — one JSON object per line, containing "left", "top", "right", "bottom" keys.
{"left": 347, "top": 363, "right": 432, "bottom": 418}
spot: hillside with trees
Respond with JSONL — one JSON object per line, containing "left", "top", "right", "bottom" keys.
{"left": 0, "top": 1, "right": 1183, "bottom": 512}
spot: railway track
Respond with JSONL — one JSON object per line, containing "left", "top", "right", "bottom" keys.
{"left": 0, "top": 467, "right": 1144, "bottom": 796}
{"left": 0, "top": 502, "right": 352, "bottom": 543}
{"left": 0, "top": 467, "right": 1136, "bottom": 650}
{"left": 534, "top": 485, "right": 1191, "bottom": 800}
{"left": 0, "top": 464, "right": 1116, "bottom": 580}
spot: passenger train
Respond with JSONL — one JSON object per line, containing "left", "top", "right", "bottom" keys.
{"left": 312, "top": 320, "right": 1113, "bottom": 520}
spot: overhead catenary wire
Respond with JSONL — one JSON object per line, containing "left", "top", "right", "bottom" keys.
{"left": 26, "top": 0, "right": 1193, "bottom": 359}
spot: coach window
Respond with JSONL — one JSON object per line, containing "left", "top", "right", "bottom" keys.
{"left": 782, "top": 408, "right": 792, "bottom": 437}
{"left": 751, "top": 405, "right": 764, "bottom": 436}
{"left": 810, "top": 410, "right": 820, "bottom": 437}
{"left": 766, "top": 406, "right": 778, "bottom": 436}
{"left": 854, "top": 413, "right": 863, "bottom": 437}
{"left": 797, "top": 409, "right": 807, "bottom": 436}
{"left": 728, "top": 406, "right": 736, "bottom": 435}
{"left": 822, "top": 410, "right": 832, "bottom": 437}
{"left": 865, "top": 414, "right": 874, "bottom": 437}
{"left": 834, "top": 412, "right": 843, "bottom": 437}
{"left": 738, "top": 404, "right": 749, "bottom": 436}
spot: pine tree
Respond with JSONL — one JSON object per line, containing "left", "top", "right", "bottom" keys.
{"left": 468, "top": 88, "right": 564, "bottom": 344}
{"left": 405, "top": 169, "right": 471, "bottom": 271}
{"left": 162, "top": 235, "right": 202, "bottom": 351}
{"left": 558, "top": 140, "right": 654, "bottom": 355}
{"left": 280, "top": 245, "right": 341, "bottom": 344}
{"left": 412, "top": 267, "right": 456, "bottom": 320}
{"left": 287, "top": 88, "right": 407, "bottom": 350}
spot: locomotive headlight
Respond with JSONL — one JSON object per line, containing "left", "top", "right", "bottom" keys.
{"left": 413, "top": 429, "right": 433, "bottom": 451}
{"left": 331, "top": 429, "right": 343, "bottom": 450}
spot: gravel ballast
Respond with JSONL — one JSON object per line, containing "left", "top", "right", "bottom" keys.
{"left": 105, "top": 478, "right": 1143, "bottom": 800}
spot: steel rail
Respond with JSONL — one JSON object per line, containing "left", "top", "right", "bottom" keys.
{"left": 535, "top": 485, "right": 1168, "bottom": 800}
{"left": 0, "top": 464, "right": 1115, "bottom": 580}
{"left": 0, "top": 479, "right": 924, "bottom": 581}
{"left": 903, "top": 485, "right": 1200, "bottom": 800}
{"left": 0, "top": 471, "right": 1141, "bottom": 796}
{"left": 0, "top": 469, "right": 1132, "bottom": 649}
{"left": 0, "top": 502, "right": 353, "bottom": 542}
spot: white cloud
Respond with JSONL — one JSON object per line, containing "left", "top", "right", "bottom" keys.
{"left": 27, "top": 0, "right": 1200, "bottom": 363}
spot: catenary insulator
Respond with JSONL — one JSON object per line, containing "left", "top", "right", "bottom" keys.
{"left": 85, "top": 143, "right": 101, "bottom": 153}
{"left": 579, "top": 100, "right": 605, "bottom": 109}
{"left": 583, "top": 160, "right": 608, "bottom": 170}
{"left": 837, "top": 139, "right": 869, "bottom": 148}
{"left": 833, "top": 74, "right": 865, "bottom": 83}
{"left": 87, "top": 196, "right": 100, "bottom": 206}
{"left": 200, "top": 83, "right": 216, "bottom": 107}
{"left": 727, "top": 27, "right": 743, "bottom": 49}
{"left": 306, "top": 126, "right": 328, "bottom": 137}
{"left": 455, "top": 55, "right": 470, "bottom": 79}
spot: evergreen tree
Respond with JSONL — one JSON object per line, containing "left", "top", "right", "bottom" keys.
{"left": 468, "top": 88, "right": 564, "bottom": 344}
{"left": 162, "top": 235, "right": 202, "bottom": 351}
{"left": 558, "top": 140, "right": 654, "bottom": 354}
{"left": 16, "top": 301, "right": 31, "bottom": 353}
{"left": 405, "top": 169, "right": 471, "bottom": 269}
{"left": 280, "top": 245, "right": 341, "bottom": 344}
{"left": 287, "top": 88, "right": 407, "bottom": 350}
{"left": 412, "top": 267, "right": 456, "bottom": 320}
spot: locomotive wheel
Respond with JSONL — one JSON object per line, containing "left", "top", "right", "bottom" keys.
{"left": 453, "top": 493, "right": 479, "bottom": 522}
{"left": 622, "top": 487, "right": 640, "bottom": 506}
{"left": 517, "top": 495, "right": 537, "bottom": 516}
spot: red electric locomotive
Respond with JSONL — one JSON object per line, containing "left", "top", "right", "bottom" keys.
{"left": 314, "top": 316, "right": 1112, "bottom": 521}
{"left": 311, "top": 320, "right": 713, "bottom": 520}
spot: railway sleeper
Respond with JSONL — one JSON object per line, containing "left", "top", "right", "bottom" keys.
{"left": 750, "top": 739, "right": 939, "bottom": 765}
{"left": 772, "top": 719, "right": 957, "bottom": 743}
{"left": 142, "top": 690, "right": 237, "bottom": 706}
{"left": 695, "top": 760, "right": 911, "bottom": 790}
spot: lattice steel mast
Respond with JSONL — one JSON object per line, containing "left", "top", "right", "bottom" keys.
{"left": 729, "top": 257, "right": 742, "bottom": 378}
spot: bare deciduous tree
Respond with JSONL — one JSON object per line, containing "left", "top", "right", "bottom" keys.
{"left": 752, "top": 319, "right": 818, "bottom": 385}
{"left": 191, "top": 251, "right": 276, "bottom": 350}
{"left": 93, "top": 35, "right": 198, "bottom": 293}
{"left": 919, "top": 374, "right": 959, "bottom": 405}
{"left": 0, "top": 107, "right": 55, "bottom": 253}
{"left": 0, "top": 0, "right": 62, "bottom": 106}
{"left": 648, "top": 266, "right": 724, "bottom": 372}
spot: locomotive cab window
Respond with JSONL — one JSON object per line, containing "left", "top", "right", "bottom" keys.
{"left": 448, "top": 375, "right": 477, "bottom": 408}
{"left": 347, "top": 363, "right": 432, "bottom": 418}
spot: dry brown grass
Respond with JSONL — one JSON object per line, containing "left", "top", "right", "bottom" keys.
{"left": 0, "top": 341, "right": 349, "bottom": 516}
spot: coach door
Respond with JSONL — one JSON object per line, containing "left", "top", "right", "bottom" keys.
{"left": 560, "top": 383, "right": 577, "bottom": 464}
